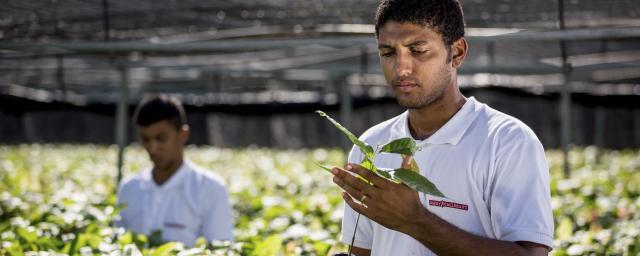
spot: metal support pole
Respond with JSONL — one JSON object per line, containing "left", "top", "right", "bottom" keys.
{"left": 594, "top": 106, "right": 605, "bottom": 163}
{"left": 360, "top": 46, "right": 369, "bottom": 75}
{"left": 560, "top": 63, "right": 572, "bottom": 178}
{"left": 102, "top": 0, "right": 111, "bottom": 41}
{"left": 115, "top": 64, "right": 129, "bottom": 185}
{"left": 56, "top": 54, "right": 66, "bottom": 100}
{"left": 359, "top": 46, "right": 369, "bottom": 94}
{"left": 558, "top": 0, "right": 572, "bottom": 178}
{"left": 340, "top": 77, "right": 352, "bottom": 151}
{"left": 487, "top": 42, "right": 496, "bottom": 68}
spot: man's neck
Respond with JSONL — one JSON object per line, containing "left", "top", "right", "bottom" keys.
{"left": 152, "top": 157, "right": 184, "bottom": 186}
{"left": 407, "top": 89, "right": 467, "bottom": 141}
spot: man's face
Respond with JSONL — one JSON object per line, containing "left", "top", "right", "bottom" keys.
{"left": 377, "top": 21, "right": 458, "bottom": 109}
{"left": 137, "top": 120, "right": 188, "bottom": 171}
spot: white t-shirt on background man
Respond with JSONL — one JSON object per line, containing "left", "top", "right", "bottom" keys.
{"left": 117, "top": 160, "right": 233, "bottom": 246}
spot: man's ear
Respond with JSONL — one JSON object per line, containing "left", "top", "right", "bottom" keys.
{"left": 180, "top": 124, "right": 190, "bottom": 144}
{"left": 451, "top": 37, "right": 468, "bottom": 68}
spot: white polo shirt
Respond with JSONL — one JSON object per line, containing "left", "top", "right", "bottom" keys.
{"left": 116, "top": 159, "right": 233, "bottom": 246}
{"left": 341, "top": 97, "right": 554, "bottom": 255}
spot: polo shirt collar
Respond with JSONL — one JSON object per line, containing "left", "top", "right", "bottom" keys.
{"left": 397, "top": 97, "right": 483, "bottom": 146}
{"left": 142, "top": 159, "right": 192, "bottom": 190}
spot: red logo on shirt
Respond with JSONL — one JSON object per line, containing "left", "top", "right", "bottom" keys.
{"left": 429, "top": 200, "right": 468, "bottom": 211}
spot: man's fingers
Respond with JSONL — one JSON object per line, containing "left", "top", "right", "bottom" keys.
{"left": 332, "top": 174, "right": 366, "bottom": 201}
{"left": 342, "top": 191, "right": 370, "bottom": 215}
{"left": 344, "top": 164, "right": 388, "bottom": 189}
{"left": 401, "top": 155, "right": 413, "bottom": 170}
{"left": 332, "top": 166, "right": 378, "bottom": 195}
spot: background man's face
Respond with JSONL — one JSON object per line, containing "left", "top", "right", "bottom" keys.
{"left": 137, "top": 120, "right": 188, "bottom": 171}
{"left": 377, "top": 21, "right": 453, "bottom": 109}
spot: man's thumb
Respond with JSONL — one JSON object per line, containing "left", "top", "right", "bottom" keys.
{"left": 401, "top": 155, "right": 413, "bottom": 170}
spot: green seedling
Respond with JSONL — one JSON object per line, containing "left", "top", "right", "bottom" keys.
{"left": 316, "top": 110, "right": 447, "bottom": 256}
{"left": 316, "top": 110, "right": 445, "bottom": 198}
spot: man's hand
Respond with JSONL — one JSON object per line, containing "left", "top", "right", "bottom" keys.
{"left": 332, "top": 156, "right": 551, "bottom": 256}
{"left": 331, "top": 155, "right": 425, "bottom": 234}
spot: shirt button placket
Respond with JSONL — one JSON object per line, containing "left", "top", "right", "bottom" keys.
{"left": 152, "top": 189, "right": 163, "bottom": 230}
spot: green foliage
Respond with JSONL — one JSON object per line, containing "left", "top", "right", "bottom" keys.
{"left": 315, "top": 111, "right": 374, "bottom": 159}
{"left": 0, "top": 145, "right": 347, "bottom": 255}
{"left": 380, "top": 138, "right": 418, "bottom": 155}
{"left": 391, "top": 168, "right": 445, "bottom": 198}
{"left": 316, "top": 110, "right": 445, "bottom": 198}
{"left": 252, "top": 235, "right": 283, "bottom": 256}
{"left": 1, "top": 145, "right": 639, "bottom": 255}
{"left": 547, "top": 147, "right": 640, "bottom": 256}
{"left": 150, "top": 242, "right": 176, "bottom": 256}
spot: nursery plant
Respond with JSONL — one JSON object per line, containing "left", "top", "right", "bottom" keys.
{"left": 315, "top": 110, "right": 445, "bottom": 198}
{"left": 316, "top": 110, "right": 446, "bottom": 255}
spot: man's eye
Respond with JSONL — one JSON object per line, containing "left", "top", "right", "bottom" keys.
{"left": 380, "top": 51, "right": 394, "bottom": 57}
{"left": 411, "top": 49, "right": 427, "bottom": 54}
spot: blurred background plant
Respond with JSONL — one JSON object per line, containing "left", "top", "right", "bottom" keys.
{"left": 0, "top": 145, "right": 347, "bottom": 255}
{"left": 1, "top": 145, "right": 638, "bottom": 255}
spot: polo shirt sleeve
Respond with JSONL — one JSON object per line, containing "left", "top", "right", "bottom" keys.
{"left": 489, "top": 127, "right": 554, "bottom": 249}
{"left": 200, "top": 183, "right": 234, "bottom": 241}
{"left": 340, "top": 146, "right": 375, "bottom": 250}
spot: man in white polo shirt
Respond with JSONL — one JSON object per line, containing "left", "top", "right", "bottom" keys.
{"left": 330, "top": 0, "right": 554, "bottom": 255}
{"left": 116, "top": 95, "right": 233, "bottom": 246}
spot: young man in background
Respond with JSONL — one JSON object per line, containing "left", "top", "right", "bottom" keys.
{"left": 117, "top": 94, "right": 233, "bottom": 246}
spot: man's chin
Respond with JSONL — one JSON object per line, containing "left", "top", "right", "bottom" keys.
{"left": 397, "top": 98, "right": 427, "bottom": 109}
{"left": 396, "top": 92, "right": 444, "bottom": 109}
{"left": 152, "top": 161, "right": 167, "bottom": 170}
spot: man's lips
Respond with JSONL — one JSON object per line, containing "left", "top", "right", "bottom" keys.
{"left": 393, "top": 81, "right": 419, "bottom": 92}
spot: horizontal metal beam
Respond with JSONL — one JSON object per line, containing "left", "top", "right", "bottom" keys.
{"left": 483, "top": 27, "right": 640, "bottom": 42}
{"left": 0, "top": 37, "right": 374, "bottom": 53}
{"left": 1, "top": 27, "right": 639, "bottom": 54}
{"left": 4, "top": 61, "right": 638, "bottom": 77}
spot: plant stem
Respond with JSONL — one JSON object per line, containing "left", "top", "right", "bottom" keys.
{"left": 348, "top": 212, "right": 361, "bottom": 256}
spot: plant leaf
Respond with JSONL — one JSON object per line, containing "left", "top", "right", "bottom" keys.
{"left": 151, "top": 242, "right": 176, "bottom": 256}
{"left": 118, "top": 232, "right": 133, "bottom": 246}
{"left": 317, "top": 164, "right": 333, "bottom": 174}
{"left": 380, "top": 138, "right": 417, "bottom": 155}
{"left": 16, "top": 227, "right": 37, "bottom": 243}
{"left": 376, "top": 168, "right": 398, "bottom": 182}
{"left": 318, "top": 162, "right": 372, "bottom": 185}
{"left": 148, "top": 230, "right": 164, "bottom": 247}
{"left": 5, "top": 242, "right": 24, "bottom": 256}
{"left": 316, "top": 110, "right": 374, "bottom": 158}
{"left": 360, "top": 159, "right": 398, "bottom": 181}
{"left": 253, "top": 234, "right": 283, "bottom": 256}
{"left": 360, "top": 158, "right": 389, "bottom": 179}
{"left": 556, "top": 217, "right": 574, "bottom": 240}
{"left": 411, "top": 157, "right": 420, "bottom": 172}
{"left": 392, "top": 168, "right": 445, "bottom": 197}
{"left": 359, "top": 158, "right": 375, "bottom": 172}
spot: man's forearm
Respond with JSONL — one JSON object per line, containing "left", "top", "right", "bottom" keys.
{"left": 402, "top": 208, "right": 547, "bottom": 256}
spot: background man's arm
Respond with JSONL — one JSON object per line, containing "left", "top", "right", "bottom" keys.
{"left": 201, "top": 184, "right": 234, "bottom": 241}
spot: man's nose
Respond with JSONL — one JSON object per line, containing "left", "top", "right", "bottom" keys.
{"left": 147, "top": 141, "right": 159, "bottom": 154}
{"left": 395, "top": 52, "right": 412, "bottom": 77}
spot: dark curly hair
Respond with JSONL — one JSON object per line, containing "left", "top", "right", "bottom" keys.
{"left": 375, "top": 0, "right": 465, "bottom": 47}
{"left": 133, "top": 94, "right": 187, "bottom": 130}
